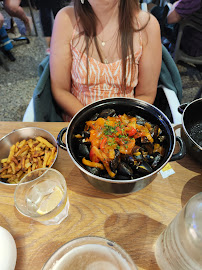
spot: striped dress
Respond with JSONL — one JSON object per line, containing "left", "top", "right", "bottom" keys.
{"left": 70, "top": 27, "right": 143, "bottom": 107}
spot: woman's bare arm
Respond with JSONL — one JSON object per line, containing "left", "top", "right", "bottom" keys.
{"left": 50, "top": 7, "right": 84, "bottom": 118}
{"left": 135, "top": 12, "right": 162, "bottom": 104}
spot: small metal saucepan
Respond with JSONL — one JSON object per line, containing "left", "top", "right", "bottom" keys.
{"left": 0, "top": 127, "right": 58, "bottom": 187}
{"left": 178, "top": 88, "right": 202, "bottom": 164}
{"left": 57, "top": 98, "right": 186, "bottom": 194}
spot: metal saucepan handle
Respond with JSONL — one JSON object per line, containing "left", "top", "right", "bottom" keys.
{"left": 170, "top": 136, "right": 186, "bottom": 161}
{"left": 178, "top": 103, "right": 188, "bottom": 114}
{"left": 57, "top": 127, "right": 67, "bottom": 150}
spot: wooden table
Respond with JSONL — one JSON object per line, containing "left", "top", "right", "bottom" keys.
{"left": 0, "top": 122, "right": 201, "bottom": 270}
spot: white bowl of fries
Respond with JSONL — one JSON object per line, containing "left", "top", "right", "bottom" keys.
{"left": 0, "top": 127, "right": 58, "bottom": 186}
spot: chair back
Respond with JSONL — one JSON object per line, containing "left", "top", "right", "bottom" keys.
{"left": 173, "top": 10, "right": 202, "bottom": 64}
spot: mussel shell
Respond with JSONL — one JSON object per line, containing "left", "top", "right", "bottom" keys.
{"left": 151, "top": 125, "right": 159, "bottom": 139}
{"left": 121, "top": 154, "right": 135, "bottom": 167}
{"left": 99, "top": 109, "right": 116, "bottom": 118}
{"left": 85, "top": 166, "right": 101, "bottom": 176}
{"left": 110, "top": 149, "right": 120, "bottom": 172}
{"left": 142, "top": 144, "right": 153, "bottom": 155}
{"left": 136, "top": 161, "right": 153, "bottom": 176}
{"left": 117, "top": 162, "right": 133, "bottom": 177}
{"left": 136, "top": 116, "right": 146, "bottom": 125}
{"left": 151, "top": 153, "right": 162, "bottom": 168}
{"left": 90, "top": 113, "right": 100, "bottom": 121}
{"left": 78, "top": 143, "right": 90, "bottom": 159}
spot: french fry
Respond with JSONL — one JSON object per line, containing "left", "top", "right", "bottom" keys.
{"left": 11, "top": 156, "right": 18, "bottom": 166}
{"left": 18, "top": 139, "right": 26, "bottom": 148}
{"left": 0, "top": 136, "right": 57, "bottom": 184}
{"left": 36, "top": 136, "right": 54, "bottom": 149}
{"left": 43, "top": 150, "right": 51, "bottom": 168}
{"left": 8, "top": 145, "right": 15, "bottom": 162}
{"left": 1, "top": 158, "right": 8, "bottom": 164}
{"left": 47, "top": 147, "right": 56, "bottom": 166}
{"left": 10, "top": 161, "right": 16, "bottom": 174}
{"left": 15, "top": 145, "right": 29, "bottom": 157}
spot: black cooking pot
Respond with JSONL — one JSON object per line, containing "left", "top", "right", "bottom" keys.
{"left": 57, "top": 98, "right": 186, "bottom": 194}
{"left": 178, "top": 93, "right": 202, "bottom": 164}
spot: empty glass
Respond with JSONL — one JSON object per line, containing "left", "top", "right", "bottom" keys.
{"left": 14, "top": 168, "right": 69, "bottom": 225}
{"left": 155, "top": 192, "right": 202, "bottom": 270}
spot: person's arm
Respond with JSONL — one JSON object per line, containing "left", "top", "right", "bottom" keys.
{"left": 167, "top": 1, "right": 182, "bottom": 24}
{"left": 135, "top": 13, "right": 162, "bottom": 104}
{"left": 50, "top": 7, "right": 84, "bottom": 118}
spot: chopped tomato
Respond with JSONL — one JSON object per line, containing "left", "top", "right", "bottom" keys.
{"left": 128, "top": 128, "right": 137, "bottom": 137}
{"left": 89, "top": 148, "right": 100, "bottom": 162}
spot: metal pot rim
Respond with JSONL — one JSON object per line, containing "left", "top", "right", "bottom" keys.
{"left": 181, "top": 98, "right": 202, "bottom": 151}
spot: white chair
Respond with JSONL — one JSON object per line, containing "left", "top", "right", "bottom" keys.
{"left": 23, "top": 97, "right": 34, "bottom": 122}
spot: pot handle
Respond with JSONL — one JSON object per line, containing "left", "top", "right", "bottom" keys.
{"left": 170, "top": 136, "right": 186, "bottom": 161}
{"left": 178, "top": 103, "right": 188, "bottom": 114}
{"left": 57, "top": 127, "right": 67, "bottom": 150}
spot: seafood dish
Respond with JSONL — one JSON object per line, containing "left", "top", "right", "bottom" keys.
{"left": 74, "top": 108, "right": 168, "bottom": 180}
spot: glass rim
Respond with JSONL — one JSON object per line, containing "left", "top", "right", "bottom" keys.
{"left": 14, "top": 167, "right": 67, "bottom": 218}
{"left": 42, "top": 235, "right": 137, "bottom": 269}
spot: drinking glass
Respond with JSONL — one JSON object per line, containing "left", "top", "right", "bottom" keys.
{"left": 42, "top": 236, "right": 138, "bottom": 270}
{"left": 14, "top": 168, "right": 69, "bottom": 225}
{"left": 155, "top": 192, "right": 202, "bottom": 270}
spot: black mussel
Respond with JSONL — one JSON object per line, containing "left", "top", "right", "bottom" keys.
{"left": 151, "top": 153, "right": 162, "bottom": 168}
{"left": 151, "top": 125, "right": 159, "bottom": 139}
{"left": 142, "top": 144, "right": 153, "bottom": 155}
{"left": 121, "top": 154, "right": 135, "bottom": 167}
{"left": 99, "top": 109, "right": 116, "bottom": 118}
{"left": 102, "top": 173, "right": 113, "bottom": 179}
{"left": 110, "top": 149, "right": 120, "bottom": 172}
{"left": 144, "top": 154, "right": 154, "bottom": 164}
{"left": 131, "top": 145, "right": 141, "bottom": 154}
{"left": 133, "top": 150, "right": 143, "bottom": 162}
{"left": 90, "top": 113, "right": 100, "bottom": 121}
{"left": 85, "top": 166, "right": 101, "bottom": 176}
{"left": 78, "top": 143, "right": 90, "bottom": 159}
{"left": 117, "top": 162, "right": 133, "bottom": 177}
{"left": 136, "top": 116, "right": 146, "bottom": 125}
{"left": 127, "top": 111, "right": 136, "bottom": 117}
{"left": 81, "top": 131, "right": 90, "bottom": 138}
{"left": 135, "top": 161, "right": 153, "bottom": 175}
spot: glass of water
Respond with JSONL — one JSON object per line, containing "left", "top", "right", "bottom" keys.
{"left": 14, "top": 168, "right": 69, "bottom": 225}
{"left": 155, "top": 192, "right": 202, "bottom": 270}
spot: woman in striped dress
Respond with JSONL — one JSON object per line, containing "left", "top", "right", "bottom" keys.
{"left": 50, "top": 0, "right": 162, "bottom": 120}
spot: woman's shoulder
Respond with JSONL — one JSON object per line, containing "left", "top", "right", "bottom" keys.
{"left": 56, "top": 6, "right": 77, "bottom": 29}
{"left": 136, "top": 10, "right": 161, "bottom": 45}
{"left": 136, "top": 10, "right": 160, "bottom": 31}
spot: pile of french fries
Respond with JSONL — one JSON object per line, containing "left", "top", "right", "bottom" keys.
{"left": 0, "top": 136, "right": 57, "bottom": 184}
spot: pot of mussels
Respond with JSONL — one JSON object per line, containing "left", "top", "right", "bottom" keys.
{"left": 57, "top": 98, "right": 186, "bottom": 194}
